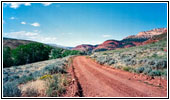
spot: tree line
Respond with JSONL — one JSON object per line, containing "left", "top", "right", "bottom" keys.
{"left": 3, "top": 42, "right": 82, "bottom": 67}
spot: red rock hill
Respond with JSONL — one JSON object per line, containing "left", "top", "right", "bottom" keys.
{"left": 72, "top": 28, "right": 167, "bottom": 52}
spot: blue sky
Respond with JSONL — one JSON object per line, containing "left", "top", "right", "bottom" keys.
{"left": 3, "top": 3, "right": 167, "bottom": 47}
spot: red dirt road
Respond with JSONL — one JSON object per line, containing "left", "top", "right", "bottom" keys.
{"left": 72, "top": 56, "right": 167, "bottom": 97}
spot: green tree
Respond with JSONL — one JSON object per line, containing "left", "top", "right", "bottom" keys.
{"left": 70, "top": 50, "right": 81, "bottom": 55}
{"left": 49, "top": 48, "right": 63, "bottom": 59}
{"left": 61, "top": 50, "right": 81, "bottom": 57}
{"left": 61, "top": 50, "right": 71, "bottom": 57}
{"left": 3, "top": 47, "right": 13, "bottom": 67}
{"left": 12, "top": 43, "right": 52, "bottom": 66}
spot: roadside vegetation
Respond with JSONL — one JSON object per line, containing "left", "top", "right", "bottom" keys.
{"left": 3, "top": 56, "right": 72, "bottom": 97}
{"left": 90, "top": 39, "right": 167, "bottom": 78}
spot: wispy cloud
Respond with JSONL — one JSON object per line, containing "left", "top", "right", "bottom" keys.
{"left": 4, "top": 31, "right": 38, "bottom": 38}
{"left": 41, "top": 3, "right": 52, "bottom": 6}
{"left": 21, "top": 21, "right": 26, "bottom": 24}
{"left": 4, "top": 31, "right": 58, "bottom": 44}
{"left": 102, "top": 35, "right": 112, "bottom": 38}
{"left": 31, "top": 22, "right": 40, "bottom": 27}
{"left": 10, "top": 17, "right": 15, "bottom": 20}
{"left": 5, "top": 3, "right": 31, "bottom": 9}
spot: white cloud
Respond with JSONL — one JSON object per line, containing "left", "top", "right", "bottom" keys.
{"left": 5, "top": 3, "right": 31, "bottom": 9}
{"left": 4, "top": 31, "right": 58, "bottom": 44}
{"left": 31, "top": 22, "right": 40, "bottom": 27}
{"left": 10, "top": 17, "right": 15, "bottom": 20}
{"left": 21, "top": 21, "right": 26, "bottom": 24}
{"left": 41, "top": 3, "right": 52, "bottom": 6}
{"left": 102, "top": 35, "right": 112, "bottom": 38}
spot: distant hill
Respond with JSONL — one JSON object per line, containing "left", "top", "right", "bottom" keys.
{"left": 93, "top": 40, "right": 121, "bottom": 52}
{"left": 72, "top": 28, "right": 167, "bottom": 52}
{"left": 72, "top": 44, "right": 95, "bottom": 51}
{"left": 47, "top": 43, "right": 73, "bottom": 50}
{"left": 3, "top": 37, "right": 74, "bottom": 50}
{"left": 72, "top": 44, "right": 99, "bottom": 54}
{"left": 3, "top": 37, "right": 36, "bottom": 49}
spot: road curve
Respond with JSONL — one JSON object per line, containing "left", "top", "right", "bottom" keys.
{"left": 72, "top": 56, "right": 167, "bottom": 97}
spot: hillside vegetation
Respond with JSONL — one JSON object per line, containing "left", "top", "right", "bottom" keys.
{"left": 90, "top": 38, "right": 167, "bottom": 78}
